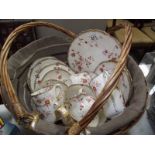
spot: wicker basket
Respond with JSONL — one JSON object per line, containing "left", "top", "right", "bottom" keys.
{"left": 0, "top": 21, "right": 148, "bottom": 135}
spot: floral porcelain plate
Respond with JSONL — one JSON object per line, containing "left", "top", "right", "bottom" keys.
{"left": 94, "top": 61, "right": 117, "bottom": 75}
{"left": 94, "top": 61, "right": 132, "bottom": 103}
{"left": 28, "top": 57, "right": 66, "bottom": 92}
{"left": 27, "top": 56, "right": 57, "bottom": 81}
{"left": 68, "top": 29, "right": 121, "bottom": 73}
{"left": 36, "top": 63, "right": 74, "bottom": 81}
{"left": 35, "top": 68, "right": 73, "bottom": 90}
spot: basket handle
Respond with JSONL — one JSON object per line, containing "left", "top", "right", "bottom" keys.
{"left": 68, "top": 23, "right": 132, "bottom": 134}
{"left": 106, "top": 24, "right": 125, "bottom": 34}
{"left": 0, "top": 21, "right": 132, "bottom": 134}
{"left": 0, "top": 21, "right": 76, "bottom": 128}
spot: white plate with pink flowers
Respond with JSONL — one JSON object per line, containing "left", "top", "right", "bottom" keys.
{"left": 68, "top": 29, "right": 122, "bottom": 73}
{"left": 35, "top": 69, "right": 73, "bottom": 91}
{"left": 28, "top": 57, "right": 66, "bottom": 92}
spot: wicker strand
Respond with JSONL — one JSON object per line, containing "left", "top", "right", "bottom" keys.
{"left": 68, "top": 24, "right": 132, "bottom": 135}
{"left": 79, "top": 25, "right": 132, "bottom": 133}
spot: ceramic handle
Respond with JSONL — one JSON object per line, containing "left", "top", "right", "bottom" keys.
{"left": 55, "top": 84, "right": 63, "bottom": 99}
{"left": 55, "top": 105, "right": 74, "bottom": 126}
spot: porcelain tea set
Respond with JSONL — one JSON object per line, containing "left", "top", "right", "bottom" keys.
{"left": 27, "top": 30, "right": 132, "bottom": 133}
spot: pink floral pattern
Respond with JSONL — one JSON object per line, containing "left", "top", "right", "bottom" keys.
{"left": 95, "top": 61, "right": 131, "bottom": 103}
{"left": 68, "top": 95, "right": 95, "bottom": 121}
{"left": 68, "top": 30, "right": 121, "bottom": 72}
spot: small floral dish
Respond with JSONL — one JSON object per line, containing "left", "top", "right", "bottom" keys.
{"left": 28, "top": 56, "right": 66, "bottom": 92}
{"left": 36, "top": 79, "right": 68, "bottom": 92}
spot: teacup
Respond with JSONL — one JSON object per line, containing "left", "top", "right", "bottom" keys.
{"left": 67, "top": 94, "right": 99, "bottom": 128}
{"left": 90, "top": 71, "right": 110, "bottom": 97}
{"left": 103, "top": 89, "right": 125, "bottom": 118}
{"left": 69, "top": 72, "right": 92, "bottom": 86}
{"left": 31, "top": 84, "right": 69, "bottom": 123}
{"left": 66, "top": 84, "right": 96, "bottom": 101}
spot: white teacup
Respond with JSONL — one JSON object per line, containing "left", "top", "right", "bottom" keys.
{"left": 69, "top": 72, "right": 92, "bottom": 86}
{"left": 90, "top": 71, "right": 110, "bottom": 97}
{"left": 67, "top": 94, "right": 99, "bottom": 128}
{"left": 66, "top": 84, "right": 96, "bottom": 101}
{"left": 103, "top": 89, "right": 125, "bottom": 118}
{"left": 31, "top": 84, "right": 68, "bottom": 123}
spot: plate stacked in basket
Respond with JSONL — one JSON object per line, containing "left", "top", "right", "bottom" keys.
{"left": 27, "top": 30, "right": 132, "bottom": 134}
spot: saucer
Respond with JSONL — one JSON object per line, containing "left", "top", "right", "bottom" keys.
{"left": 36, "top": 79, "right": 68, "bottom": 91}
{"left": 35, "top": 69, "right": 73, "bottom": 90}
{"left": 36, "top": 63, "right": 74, "bottom": 81}
{"left": 28, "top": 57, "right": 66, "bottom": 92}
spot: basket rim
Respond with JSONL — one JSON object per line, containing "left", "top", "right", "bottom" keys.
{"left": 1, "top": 36, "right": 146, "bottom": 135}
